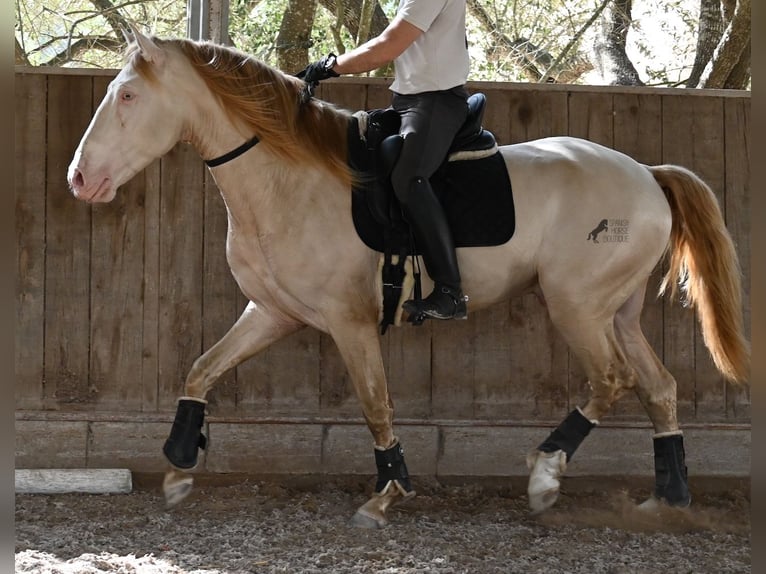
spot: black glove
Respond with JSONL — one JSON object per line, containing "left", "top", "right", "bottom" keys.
{"left": 296, "top": 53, "right": 340, "bottom": 84}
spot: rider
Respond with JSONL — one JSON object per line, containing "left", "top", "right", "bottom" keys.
{"left": 299, "top": 0, "right": 470, "bottom": 321}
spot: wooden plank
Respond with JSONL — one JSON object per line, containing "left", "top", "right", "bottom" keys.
{"left": 323, "top": 424, "right": 438, "bottom": 475}
{"left": 157, "top": 144, "right": 205, "bottom": 409}
{"left": 201, "top": 169, "right": 239, "bottom": 414}
{"left": 15, "top": 468, "right": 132, "bottom": 494}
{"left": 318, "top": 330, "right": 358, "bottom": 416}
{"left": 88, "top": 76, "right": 146, "bottom": 410}
{"left": 365, "top": 82, "right": 392, "bottom": 111}
{"left": 503, "top": 88, "right": 568, "bottom": 144}
{"left": 438, "top": 426, "right": 540, "bottom": 477}
{"left": 141, "top": 159, "right": 161, "bottom": 411}
{"left": 431, "top": 319, "right": 474, "bottom": 419}
{"left": 237, "top": 327, "right": 322, "bottom": 417}
{"left": 612, "top": 92, "right": 664, "bottom": 420}
{"left": 472, "top": 306, "right": 516, "bottom": 419}
{"left": 381, "top": 323, "right": 432, "bottom": 419}
{"left": 205, "top": 423, "right": 322, "bottom": 473}
{"left": 567, "top": 91, "right": 614, "bottom": 147}
{"left": 15, "top": 420, "right": 88, "bottom": 468}
{"left": 723, "top": 97, "right": 751, "bottom": 420}
{"left": 507, "top": 295, "right": 569, "bottom": 420}
{"left": 322, "top": 81, "right": 367, "bottom": 114}
{"left": 660, "top": 95, "right": 701, "bottom": 422}
{"left": 15, "top": 73, "right": 47, "bottom": 410}
{"left": 88, "top": 422, "right": 169, "bottom": 470}
{"left": 15, "top": 418, "right": 749, "bottom": 477}
{"left": 687, "top": 96, "right": 728, "bottom": 420}
{"left": 481, "top": 87, "right": 513, "bottom": 144}
{"left": 43, "top": 75, "right": 93, "bottom": 407}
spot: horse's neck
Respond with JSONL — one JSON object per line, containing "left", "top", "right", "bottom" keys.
{"left": 209, "top": 151, "right": 345, "bottom": 232}
{"left": 183, "top": 88, "right": 254, "bottom": 166}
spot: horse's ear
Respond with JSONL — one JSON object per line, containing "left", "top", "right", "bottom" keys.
{"left": 120, "top": 25, "right": 132, "bottom": 47}
{"left": 128, "top": 22, "right": 164, "bottom": 66}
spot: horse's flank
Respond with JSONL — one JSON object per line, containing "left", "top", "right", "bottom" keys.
{"left": 127, "top": 38, "right": 354, "bottom": 187}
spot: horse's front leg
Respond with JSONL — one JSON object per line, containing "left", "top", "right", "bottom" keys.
{"left": 328, "top": 320, "right": 414, "bottom": 528}
{"left": 163, "top": 301, "right": 301, "bottom": 506}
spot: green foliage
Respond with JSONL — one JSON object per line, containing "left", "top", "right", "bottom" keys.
{"left": 626, "top": 0, "right": 698, "bottom": 86}
{"left": 228, "top": 1, "right": 359, "bottom": 68}
{"left": 16, "top": 0, "right": 185, "bottom": 67}
{"left": 12, "top": 0, "right": 735, "bottom": 89}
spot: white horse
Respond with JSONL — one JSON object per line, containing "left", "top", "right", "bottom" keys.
{"left": 68, "top": 29, "right": 749, "bottom": 528}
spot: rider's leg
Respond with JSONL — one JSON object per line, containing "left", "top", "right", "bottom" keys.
{"left": 390, "top": 88, "right": 469, "bottom": 320}
{"left": 398, "top": 176, "right": 467, "bottom": 319}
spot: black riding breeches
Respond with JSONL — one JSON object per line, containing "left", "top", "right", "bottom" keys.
{"left": 389, "top": 86, "right": 469, "bottom": 204}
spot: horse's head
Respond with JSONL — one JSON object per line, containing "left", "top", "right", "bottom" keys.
{"left": 68, "top": 28, "right": 189, "bottom": 203}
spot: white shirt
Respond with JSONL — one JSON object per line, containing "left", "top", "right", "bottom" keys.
{"left": 389, "top": 0, "right": 470, "bottom": 94}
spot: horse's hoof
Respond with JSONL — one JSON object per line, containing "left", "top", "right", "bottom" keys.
{"left": 528, "top": 486, "right": 560, "bottom": 514}
{"left": 526, "top": 449, "right": 566, "bottom": 513}
{"left": 638, "top": 494, "right": 691, "bottom": 512}
{"left": 637, "top": 496, "right": 663, "bottom": 512}
{"left": 163, "top": 471, "right": 194, "bottom": 508}
{"left": 349, "top": 510, "right": 387, "bottom": 529}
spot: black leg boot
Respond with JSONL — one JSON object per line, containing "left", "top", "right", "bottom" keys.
{"left": 163, "top": 397, "right": 208, "bottom": 470}
{"left": 538, "top": 407, "right": 597, "bottom": 461}
{"left": 400, "top": 177, "right": 467, "bottom": 321}
{"left": 652, "top": 433, "right": 691, "bottom": 507}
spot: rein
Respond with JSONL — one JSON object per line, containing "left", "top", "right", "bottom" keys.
{"left": 204, "top": 135, "right": 260, "bottom": 167}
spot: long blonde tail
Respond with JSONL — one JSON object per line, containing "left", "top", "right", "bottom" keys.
{"left": 650, "top": 165, "right": 750, "bottom": 384}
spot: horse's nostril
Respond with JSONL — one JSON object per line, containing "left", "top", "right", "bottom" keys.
{"left": 73, "top": 170, "right": 85, "bottom": 189}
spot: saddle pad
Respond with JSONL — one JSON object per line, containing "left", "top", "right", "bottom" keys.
{"left": 352, "top": 150, "right": 515, "bottom": 254}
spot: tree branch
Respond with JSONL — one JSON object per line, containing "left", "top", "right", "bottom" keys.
{"left": 89, "top": 0, "right": 132, "bottom": 39}
{"left": 556, "top": 0, "right": 613, "bottom": 83}
{"left": 356, "top": 0, "right": 375, "bottom": 45}
{"left": 276, "top": 0, "right": 318, "bottom": 72}
{"left": 686, "top": 0, "right": 725, "bottom": 88}
{"left": 699, "top": 0, "right": 750, "bottom": 88}
{"left": 15, "top": 37, "right": 31, "bottom": 65}
{"left": 41, "top": 36, "right": 123, "bottom": 67}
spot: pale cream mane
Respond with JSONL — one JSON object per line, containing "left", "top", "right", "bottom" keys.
{"left": 127, "top": 38, "right": 354, "bottom": 187}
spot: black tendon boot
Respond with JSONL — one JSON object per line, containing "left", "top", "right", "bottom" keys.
{"left": 374, "top": 441, "right": 413, "bottom": 495}
{"left": 652, "top": 433, "right": 691, "bottom": 506}
{"left": 400, "top": 177, "right": 467, "bottom": 321}
{"left": 163, "top": 397, "right": 208, "bottom": 470}
{"left": 538, "top": 408, "right": 597, "bottom": 461}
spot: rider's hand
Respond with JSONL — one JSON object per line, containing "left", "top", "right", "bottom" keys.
{"left": 296, "top": 53, "right": 340, "bottom": 84}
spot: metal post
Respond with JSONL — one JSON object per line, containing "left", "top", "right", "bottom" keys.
{"left": 187, "top": 0, "right": 210, "bottom": 41}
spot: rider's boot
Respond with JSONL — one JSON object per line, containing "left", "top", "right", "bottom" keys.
{"left": 400, "top": 177, "right": 467, "bottom": 321}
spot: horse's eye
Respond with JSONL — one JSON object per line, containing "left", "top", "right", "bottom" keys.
{"left": 121, "top": 92, "right": 135, "bottom": 102}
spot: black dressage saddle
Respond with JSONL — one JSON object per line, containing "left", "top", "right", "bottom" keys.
{"left": 346, "top": 92, "right": 516, "bottom": 332}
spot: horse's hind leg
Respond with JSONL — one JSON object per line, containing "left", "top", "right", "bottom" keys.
{"left": 327, "top": 320, "right": 414, "bottom": 529}
{"left": 527, "top": 298, "right": 637, "bottom": 513}
{"left": 614, "top": 286, "right": 690, "bottom": 508}
{"left": 163, "top": 302, "right": 302, "bottom": 506}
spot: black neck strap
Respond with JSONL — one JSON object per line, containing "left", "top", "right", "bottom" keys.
{"left": 204, "top": 135, "right": 260, "bottom": 167}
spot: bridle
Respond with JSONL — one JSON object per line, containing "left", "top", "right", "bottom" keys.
{"left": 204, "top": 134, "right": 260, "bottom": 168}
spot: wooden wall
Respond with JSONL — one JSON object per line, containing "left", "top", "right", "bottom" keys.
{"left": 15, "top": 68, "right": 750, "bottom": 478}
